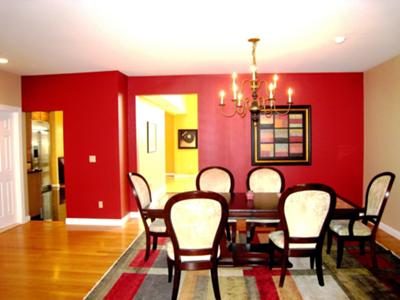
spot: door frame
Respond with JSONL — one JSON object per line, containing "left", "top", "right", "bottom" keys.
{"left": 0, "top": 104, "right": 28, "bottom": 229}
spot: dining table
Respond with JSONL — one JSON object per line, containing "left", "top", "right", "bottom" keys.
{"left": 143, "top": 192, "right": 362, "bottom": 265}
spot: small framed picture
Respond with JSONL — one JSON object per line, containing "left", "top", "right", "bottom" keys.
{"left": 178, "top": 129, "right": 198, "bottom": 149}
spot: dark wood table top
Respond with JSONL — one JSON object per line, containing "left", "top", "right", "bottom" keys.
{"left": 143, "top": 192, "right": 361, "bottom": 219}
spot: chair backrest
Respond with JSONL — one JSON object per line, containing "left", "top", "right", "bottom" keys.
{"left": 196, "top": 166, "right": 234, "bottom": 193}
{"left": 279, "top": 183, "right": 336, "bottom": 247}
{"left": 164, "top": 191, "right": 228, "bottom": 261}
{"left": 365, "top": 172, "right": 395, "bottom": 219}
{"left": 247, "top": 167, "right": 285, "bottom": 192}
{"left": 128, "top": 172, "right": 152, "bottom": 212}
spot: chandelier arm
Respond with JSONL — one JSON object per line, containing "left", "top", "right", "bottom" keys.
{"left": 269, "top": 103, "right": 292, "bottom": 115}
{"left": 219, "top": 105, "right": 239, "bottom": 118}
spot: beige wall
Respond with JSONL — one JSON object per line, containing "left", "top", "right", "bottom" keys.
{"left": 0, "top": 69, "right": 21, "bottom": 106}
{"left": 364, "top": 55, "right": 400, "bottom": 234}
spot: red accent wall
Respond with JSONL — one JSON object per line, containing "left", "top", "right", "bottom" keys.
{"left": 22, "top": 71, "right": 130, "bottom": 219}
{"left": 128, "top": 73, "right": 364, "bottom": 205}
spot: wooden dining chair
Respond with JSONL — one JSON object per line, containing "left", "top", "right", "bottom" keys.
{"left": 164, "top": 191, "right": 228, "bottom": 300}
{"left": 246, "top": 167, "right": 285, "bottom": 242}
{"left": 196, "top": 166, "right": 236, "bottom": 241}
{"left": 327, "top": 171, "right": 395, "bottom": 268}
{"left": 269, "top": 183, "right": 336, "bottom": 287}
{"left": 128, "top": 172, "right": 168, "bottom": 261}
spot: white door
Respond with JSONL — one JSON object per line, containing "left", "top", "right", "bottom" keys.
{"left": 0, "top": 111, "right": 17, "bottom": 227}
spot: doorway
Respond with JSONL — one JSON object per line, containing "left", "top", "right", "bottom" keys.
{"left": 26, "top": 111, "right": 65, "bottom": 221}
{"left": 135, "top": 94, "right": 198, "bottom": 198}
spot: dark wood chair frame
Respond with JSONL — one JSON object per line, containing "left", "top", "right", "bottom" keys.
{"left": 128, "top": 172, "right": 168, "bottom": 261}
{"left": 196, "top": 166, "right": 236, "bottom": 241}
{"left": 246, "top": 166, "right": 285, "bottom": 242}
{"left": 164, "top": 191, "right": 229, "bottom": 300}
{"left": 269, "top": 183, "right": 336, "bottom": 287}
{"left": 326, "top": 171, "right": 395, "bottom": 268}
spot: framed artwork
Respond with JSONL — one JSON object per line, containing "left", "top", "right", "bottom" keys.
{"left": 251, "top": 105, "right": 311, "bottom": 165}
{"left": 178, "top": 129, "right": 198, "bottom": 149}
{"left": 147, "top": 122, "right": 157, "bottom": 153}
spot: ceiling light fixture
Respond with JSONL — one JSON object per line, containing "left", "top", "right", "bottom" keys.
{"left": 334, "top": 36, "right": 346, "bottom": 44}
{"left": 218, "top": 38, "right": 294, "bottom": 124}
{"left": 0, "top": 57, "right": 9, "bottom": 64}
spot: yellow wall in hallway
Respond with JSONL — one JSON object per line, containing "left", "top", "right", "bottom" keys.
{"left": 173, "top": 94, "right": 198, "bottom": 175}
{"left": 165, "top": 113, "right": 175, "bottom": 173}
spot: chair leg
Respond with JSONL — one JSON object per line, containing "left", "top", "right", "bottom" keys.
{"left": 152, "top": 236, "right": 158, "bottom": 250}
{"left": 225, "top": 223, "right": 231, "bottom": 241}
{"left": 359, "top": 240, "right": 365, "bottom": 255}
{"left": 310, "top": 255, "right": 314, "bottom": 269}
{"left": 326, "top": 230, "right": 333, "bottom": 254}
{"left": 336, "top": 238, "right": 344, "bottom": 268}
{"left": 279, "top": 250, "right": 289, "bottom": 287}
{"left": 167, "top": 257, "right": 173, "bottom": 282}
{"left": 316, "top": 251, "right": 324, "bottom": 286}
{"left": 171, "top": 267, "right": 181, "bottom": 300}
{"left": 268, "top": 246, "right": 275, "bottom": 269}
{"left": 247, "top": 223, "right": 256, "bottom": 243}
{"left": 210, "top": 266, "right": 221, "bottom": 300}
{"left": 370, "top": 238, "right": 378, "bottom": 268}
{"left": 231, "top": 222, "right": 237, "bottom": 243}
{"left": 145, "top": 233, "right": 151, "bottom": 261}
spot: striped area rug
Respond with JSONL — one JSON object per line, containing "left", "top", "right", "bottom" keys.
{"left": 85, "top": 233, "right": 400, "bottom": 299}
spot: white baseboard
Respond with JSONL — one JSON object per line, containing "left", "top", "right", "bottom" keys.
{"left": 130, "top": 211, "right": 140, "bottom": 218}
{"left": 66, "top": 213, "right": 131, "bottom": 226}
{"left": 379, "top": 221, "right": 400, "bottom": 240}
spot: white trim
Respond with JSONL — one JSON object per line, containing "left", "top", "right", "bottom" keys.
{"left": 66, "top": 213, "right": 131, "bottom": 226}
{"left": 130, "top": 211, "right": 140, "bottom": 218}
{"left": 0, "top": 104, "right": 28, "bottom": 228}
{"left": 379, "top": 221, "right": 400, "bottom": 240}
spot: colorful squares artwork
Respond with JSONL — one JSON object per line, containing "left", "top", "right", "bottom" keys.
{"left": 289, "top": 114, "right": 303, "bottom": 128}
{"left": 275, "top": 144, "right": 288, "bottom": 157}
{"left": 289, "top": 129, "right": 303, "bottom": 142}
{"left": 260, "top": 144, "right": 274, "bottom": 158}
{"left": 252, "top": 106, "right": 311, "bottom": 165}
{"left": 260, "top": 114, "right": 274, "bottom": 126}
{"left": 260, "top": 129, "right": 274, "bottom": 143}
{"left": 290, "top": 143, "right": 303, "bottom": 156}
{"left": 275, "top": 115, "right": 288, "bottom": 128}
{"left": 275, "top": 129, "right": 288, "bottom": 142}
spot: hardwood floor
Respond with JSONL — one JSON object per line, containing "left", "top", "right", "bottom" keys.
{"left": 0, "top": 220, "right": 142, "bottom": 300}
{"left": 0, "top": 218, "right": 398, "bottom": 299}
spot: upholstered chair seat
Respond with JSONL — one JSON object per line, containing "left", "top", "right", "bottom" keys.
{"left": 269, "top": 184, "right": 336, "bottom": 287}
{"left": 166, "top": 242, "right": 221, "bottom": 262}
{"left": 164, "top": 191, "right": 228, "bottom": 300}
{"left": 148, "top": 218, "right": 167, "bottom": 233}
{"left": 327, "top": 171, "right": 395, "bottom": 268}
{"left": 329, "top": 220, "right": 371, "bottom": 236}
{"left": 269, "top": 231, "right": 317, "bottom": 249}
{"left": 128, "top": 172, "right": 168, "bottom": 261}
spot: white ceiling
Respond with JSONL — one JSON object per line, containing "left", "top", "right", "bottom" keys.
{"left": 0, "top": 0, "right": 400, "bottom": 76}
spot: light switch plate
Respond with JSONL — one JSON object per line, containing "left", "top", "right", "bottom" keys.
{"left": 89, "top": 155, "right": 96, "bottom": 163}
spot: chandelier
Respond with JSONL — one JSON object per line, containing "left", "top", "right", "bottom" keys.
{"left": 218, "top": 38, "right": 294, "bottom": 123}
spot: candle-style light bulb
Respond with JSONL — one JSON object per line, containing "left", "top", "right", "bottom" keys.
{"left": 219, "top": 90, "right": 225, "bottom": 105}
{"left": 268, "top": 83, "right": 274, "bottom": 99}
{"left": 237, "top": 93, "right": 243, "bottom": 107}
{"left": 288, "top": 88, "right": 293, "bottom": 103}
{"left": 232, "top": 72, "right": 237, "bottom": 99}
{"left": 273, "top": 74, "right": 278, "bottom": 88}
